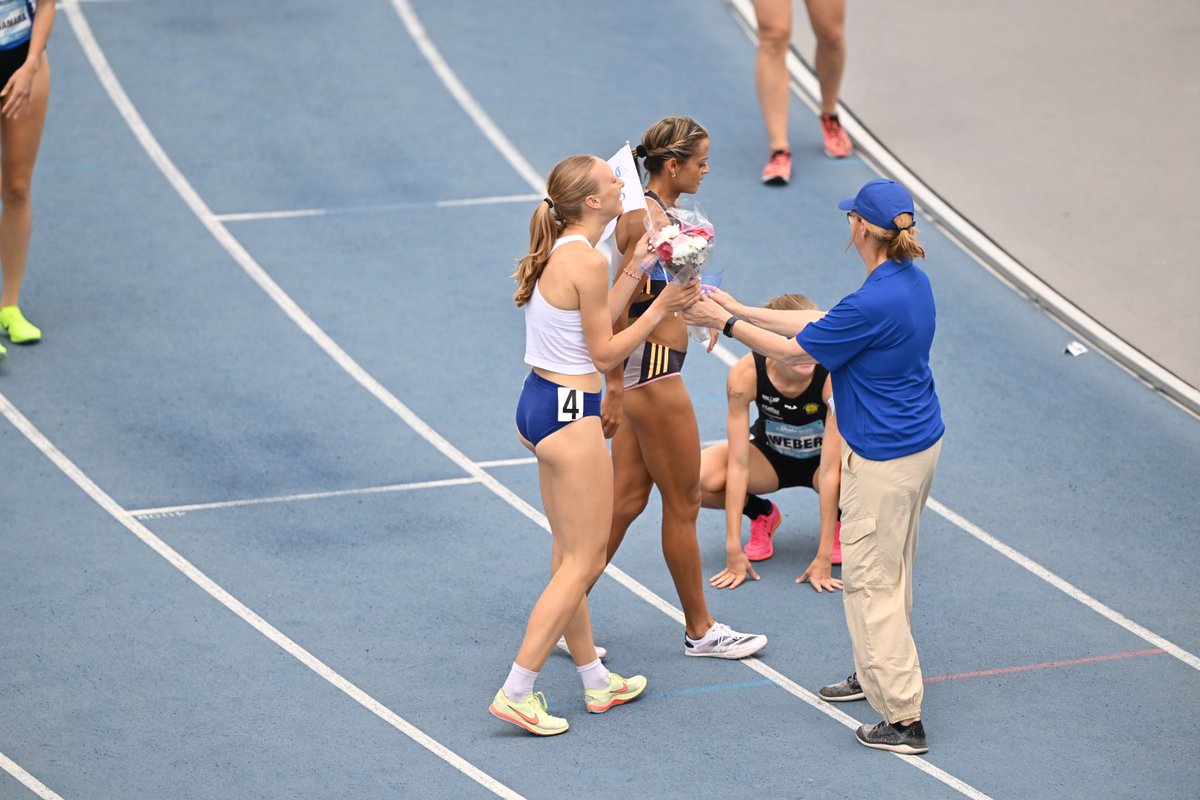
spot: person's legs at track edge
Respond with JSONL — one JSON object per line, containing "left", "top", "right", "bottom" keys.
{"left": 0, "top": 50, "right": 51, "bottom": 349}
{"left": 753, "top": 0, "right": 794, "bottom": 185}
{"left": 804, "top": 0, "right": 853, "bottom": 158}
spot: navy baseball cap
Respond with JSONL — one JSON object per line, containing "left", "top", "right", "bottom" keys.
{"left": 838, "top": 179, "right": 914, "bottom": 230}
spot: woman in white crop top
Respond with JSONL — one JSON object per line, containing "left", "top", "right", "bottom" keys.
{"left": 489, "top": 154, "right": 699, "bottom": 736}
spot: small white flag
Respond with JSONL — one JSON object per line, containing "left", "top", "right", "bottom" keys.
{"left": 601, "top": 143, "right": 646, "bottom": 243}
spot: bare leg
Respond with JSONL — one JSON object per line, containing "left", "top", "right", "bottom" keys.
{"left": 700, "top": 441, "right": 783, "bottom": 511}
{"left": 699, "top": 442, "right": 730, "bottom": 510}
{"left": 607, "top": 410, "right": 653, "bottom": 563}
{"left": 544, "top": 463, "right": 599, "bottom": 666}
{"left": 753, "top": 0, "right": 793, "bottom": 151}
{"left": 804, "top": 0, "right": 847, "bottom": 115}
{"left": 623, "top": 378, "right": 713, "bottom": 640}
{"left": 0, "top": 53, "right": 50, "bottom": 309}
{"left": 512, "top": 418, "right": 611, "bottom": 672}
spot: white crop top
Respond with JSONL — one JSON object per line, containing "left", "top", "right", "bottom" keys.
{"left": 523, "top": 235, "right": 597, "bottom": 375}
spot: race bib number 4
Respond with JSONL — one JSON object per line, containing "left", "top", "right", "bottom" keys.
{"left": 557, "top": 387, "right": 582, "bottom": 422}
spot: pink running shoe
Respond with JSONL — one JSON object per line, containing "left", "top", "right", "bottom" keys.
{"left": 761, "top": 149, "right": 792, "bottom": 185}
{"left": 745, "top": 502, "right": 782, "bottom": 561}
{"left": 820, "top": 114, "right": 853, "bottom": 158}
{"left": 831, "top": 520, "right": 843, "bottom": 565}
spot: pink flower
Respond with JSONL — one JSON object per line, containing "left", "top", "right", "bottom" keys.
{"left": 680, "top": 224, "right": 714, "bottom": 242}
{"left": 656, "top": 241, "right": 674, "bottom": 263}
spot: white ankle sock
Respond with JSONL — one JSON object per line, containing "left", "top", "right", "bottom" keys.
{"left": 502, "top": 662, "right": 538, "bottom": 703}
{"left": 685, "top": 622, "right": 718, "bottom": 645}
{"left": 576, "top": 658, "right": 610, "bottom": 691}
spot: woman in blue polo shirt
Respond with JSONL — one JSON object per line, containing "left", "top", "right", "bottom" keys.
{"left": 683, "top": 178, "right": 943, "bottom": 755}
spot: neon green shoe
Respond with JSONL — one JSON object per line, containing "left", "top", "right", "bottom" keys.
{"left": 0, "top": 306, "right": 41, "bottom": 344}
{"left": 489, "top": 689, "right": 569, "bottom": 736}
{"left": 584, "top": 671, "right": 647, "bottom": 713}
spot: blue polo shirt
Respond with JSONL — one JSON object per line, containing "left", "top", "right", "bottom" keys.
{"left": 795, "top": 259, "right": 944, "bottom": 460}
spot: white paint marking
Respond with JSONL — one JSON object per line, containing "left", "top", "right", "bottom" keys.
{"left": 436, "top": 193, "right": 541, "bottom": 208}
{"left": 727, "top": 0, "right": 1198, "bottom": 418}
{"left": 475, "top": 456, "right": 536, "bottom": 468}
{"left": 926, "top": 499, "right": 1200, "bottom": 671}
{"left": 214, "top": 193, "right": 542, "bottom": 223}
{"left": 0, "top": 394, "right": 522, "bottom": 800}
{"left": 61, "top": 4, "right": 523, "bottom": 797}
{"left": 129, "top": 477, "right": 480, "bottom": 518}
{"left": 0, "top": 752, "right": 64, "bottom": 800}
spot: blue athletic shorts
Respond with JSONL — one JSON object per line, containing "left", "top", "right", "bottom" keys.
{"left": 515, "top": 371, "right": 601, "bottom": 447}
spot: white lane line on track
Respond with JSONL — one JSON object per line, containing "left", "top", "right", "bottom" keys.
{"left": 0, "top": 752, "right": 64, "bottom": 800}
{"left": 0, "top": 395, "right": 522, "bottom": 800}
{"left": 926, "top": 500, "right": 1200, "bottom": 671}
{"left": 59, "top": 4, "right": 524, "bottom": 799}
{"left": 724, "top": 0, "right": 1200, "bottom": 673}
{"left": 128, "top": 477, "right": 480, "bottom": 518}
{"left": 726, "top": 0, "right": 1199, "bottom": 418}
{"left": 214, "top": 193, "right": 542, "bottom": 223}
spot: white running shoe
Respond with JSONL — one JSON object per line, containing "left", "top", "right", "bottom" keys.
{"left": 684, "top": 622, "right": 767, "bottom": 659}
{"left": 556, "top": 636, "right": 607, "bottom": 660}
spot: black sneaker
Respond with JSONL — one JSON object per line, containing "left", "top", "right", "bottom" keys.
{"left": 818, "top": 673, "right": 865, "bottom": 702}
{"left": 855, "top": 720, "right": 928, "bottom": 755}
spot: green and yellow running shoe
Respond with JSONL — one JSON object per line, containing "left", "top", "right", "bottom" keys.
{"left": 584, "top": 671, "right": 647, "bottom": 713}
{"left": 0, "top": 306, "right": 41, "bottom": 344}
{"left": 489, "top": 689, "right": 569, "bottom": 736}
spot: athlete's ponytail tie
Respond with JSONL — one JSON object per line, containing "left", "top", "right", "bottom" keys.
{"left": 543, "top": 197, "right": 554, "bottom": 209}
{"left": 635, "top": 143, "right": 648, "bottom": 159}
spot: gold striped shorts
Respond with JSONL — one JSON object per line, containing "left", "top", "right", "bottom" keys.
{"left": 623, "top": 340, "right": 686, "bottom": 390}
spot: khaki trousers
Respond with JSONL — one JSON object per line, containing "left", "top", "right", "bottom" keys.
{"left": 839, "top": 438, "right": 942, "bottom": 723}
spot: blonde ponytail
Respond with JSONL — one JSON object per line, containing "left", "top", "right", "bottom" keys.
{"left": 512, "top": 155, "right": 602, "bottom": 306}
{"left": 855, "top": 212, "right": 927, "bottom": 263}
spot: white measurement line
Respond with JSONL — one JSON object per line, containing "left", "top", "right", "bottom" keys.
{"left": 128, "top": 476, "right": 480, "bottom": 518}
{"left": 214, "top": 193, "right": 541, "bottom": 223}
{"left": 927, "top": 499, "right": 1200, "bottom": 671}
{"left": 476, "top": 456, "right": 536, "bottom": 468}
{"left": 0, "top": 752, "right": 64, "bottom": 800}
{"left": 726, "top": 0, "right": 1198, "bottom": 418}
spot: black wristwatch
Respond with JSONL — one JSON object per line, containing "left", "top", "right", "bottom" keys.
{"left": 722, "top": 316, "right": 739, "bottom": 338}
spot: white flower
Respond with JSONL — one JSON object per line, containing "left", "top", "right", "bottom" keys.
{"left": 653, "top": 224, "right": 680, "bottom": 244}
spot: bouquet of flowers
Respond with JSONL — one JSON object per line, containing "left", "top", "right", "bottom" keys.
{"left": 647, "top": 199, "right": 723, "bottom": 341}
